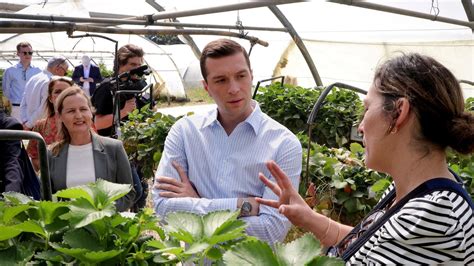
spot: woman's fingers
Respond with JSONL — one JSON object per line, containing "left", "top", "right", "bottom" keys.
{"left": 266, "top": 161, "right": 295, "bottom": 191}
{"left": 258, "top": 173, "right": 281, "bottom": 196}
{"left": 255, "top": 197, "right": 280, "bottom": 209}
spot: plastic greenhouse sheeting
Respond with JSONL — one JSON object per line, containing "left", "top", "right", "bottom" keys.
{"left": 0, "top": 0, "right": 472, "bottom": 98}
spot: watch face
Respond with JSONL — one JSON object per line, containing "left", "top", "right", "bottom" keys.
{"left": 241, "top": 201, "right": 252, "bottom": 216}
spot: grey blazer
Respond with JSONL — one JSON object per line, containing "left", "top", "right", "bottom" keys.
{"left": 48, "top": 133, "right": 135, "bottom": 211}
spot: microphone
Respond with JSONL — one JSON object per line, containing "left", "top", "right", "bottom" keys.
{"left": 117, "top": 65, "right": 151, "bottom": 79}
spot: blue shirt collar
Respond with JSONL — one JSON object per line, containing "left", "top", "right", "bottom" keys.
{"left": 202, "top": 100, "right": 263, "bottom": 135}
{"left": 14, "top": 61, "right": 37, "bottom": 69}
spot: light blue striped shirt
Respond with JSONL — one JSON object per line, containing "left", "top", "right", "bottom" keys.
{"left": 2, "top": 62, "right": 41, "bottom": 104}
{"left": 153, "top": 101, "right": 302, "bottom": 244}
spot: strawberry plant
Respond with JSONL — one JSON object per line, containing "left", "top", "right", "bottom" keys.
{"left": 256, "top": 83, "right": 363, "bottom": 148}
{"left": 120, "top": 105, "right": 186, "bottom": 179}
{"left": 0, "top": 180, "right": 338, "bottom": 264}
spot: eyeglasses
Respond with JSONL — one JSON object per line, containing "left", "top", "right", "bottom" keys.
{"left": 21, "top": 52, "right": 33, "bottom": 56}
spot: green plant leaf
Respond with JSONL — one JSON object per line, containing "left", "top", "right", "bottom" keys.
{"left": 164, "top": 212, "right": 202, "bottom": 242}
{"left": 3, "top": 204, "right": 31, "bottom": 223}
{"left": 206, "top": 247, "right": 223, "bottom": 260}
{"left": 50, "top": 243, "right": 123, "bottom": 263}
{"left": 62, "top": 197, "right": 115, "bottom": 228}
{"left": 202, "top": 210, "right": 240, "bottom": 237}
{"left": 34, "top": 250, "right": 65, "bottom": 262}
{"left": 371, "top": 179, "right": 391, "bottom": 193}
{"left": 2, "top": 191, "right": 34, "bottom": 205}
{"left": 183, "top": 242, "right": 210, "bottom": 255}
{"left": 37, "top": 201, "right": 70, "bottom": 225}
{"left": 95, "top": 179, "right": 132, "bottom": 204}
{"left": 63, "top": 229, "right": 101, "bottom": 250}
{"left": 55, "top": 187, "right": 93, "bottom": 204}
{"left": 274, "top": 233, "right": 321, "bottom": 265}
{"left": 14, "top": 220, "right": 46, "bottom": 237}
{"left": 223, "top": 239, "right": 279, "bottom": 266}
{"left": 0, "top": 225, "right": 22, "bottom": 241}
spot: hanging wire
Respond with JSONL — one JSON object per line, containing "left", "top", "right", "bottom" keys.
{"left": 235, "top": 5, "right": 254, "bottom": 56}
{"left": 430, "top": 0, "right": 440, "bottom": 21}
{"left": 236, "top": 9, "right": 245, "bottom": 36}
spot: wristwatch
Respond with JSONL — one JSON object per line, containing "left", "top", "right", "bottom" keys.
{"left": 240, "top": 201, "right": 252, "bottom": 217}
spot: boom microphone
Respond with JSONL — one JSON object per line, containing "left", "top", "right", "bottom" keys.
{"left": 117, "top": 65, "right": 151, "bottom": 79}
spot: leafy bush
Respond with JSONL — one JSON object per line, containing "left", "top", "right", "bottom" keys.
{"left": 255, "top": 83, "right": 363, "bottom": 148}
{"left": 0, "top": 180, "right": 341, "bottom": 265}
{"left": 298, "top": 133, "right": 391, "bottom": 226}
{"left": 98, "top": 62, "right": 114, "bottom": 78}
{"left": 120, "top": 105, "right": 186, "bottom": 179}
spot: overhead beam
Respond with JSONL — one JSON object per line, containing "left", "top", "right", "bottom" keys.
{"left": 0, "top": 21, "right": 269, "bottom": 47}
{"left": 268, "top": 5, "right": 323, "bottom": 86}
{"left": 133, "top": 0, "right": 305, "bottom": 21}
{"left": 461, "top": 0, "right": 474, "bottom": 22}
{"left": 0, "top": 12, "right": 286, "bottom": 32}
{"left": 327, "top": 0, "right": 474, "bottom": 30}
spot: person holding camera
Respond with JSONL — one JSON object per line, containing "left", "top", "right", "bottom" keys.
{"left": 91, "top": 44, "right": 146, "bottom": 210}
{"left": 92, "top": 44, "right": 144, "bottom": 137}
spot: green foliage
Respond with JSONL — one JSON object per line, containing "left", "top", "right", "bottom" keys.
{"left": 466, "top": 97, "right": 474, "bottom": 112}
{"left": 120, "top": 105, "right": 186, "bottom": 179}
{"left": 447, "top": 150, "right": 474, "bottom": 201}
{"left": 255, "top": 83, "right": 363, "bottom": 148}
{"left": 223, "top": 234, "right": 343, "bottom": 265}
{"left": 98, "top": 61, "right": 114, "bottom": 78}
{"left": 299, "top": 133, "right": 391, "bottom": 225}
{"left": 0, "top": 180, "right": 334, "bottom": 264}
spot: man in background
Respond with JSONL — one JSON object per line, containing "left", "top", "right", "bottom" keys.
{"left": 20, "top": 56, "right": 69, "bottom": 129}
{"left": 2, "top": 42, "right": 41, "bottom": 122}
{"left": 72, "top": 54, "right": 102, "bottom": 97}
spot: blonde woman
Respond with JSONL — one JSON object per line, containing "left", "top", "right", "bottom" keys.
{"left": 48, "top": 86, "right": 135, "bottom": 211}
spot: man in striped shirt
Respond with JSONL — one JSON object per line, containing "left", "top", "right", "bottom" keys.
{"left": 152, "top": 39, "right": 302, "bottom": 244}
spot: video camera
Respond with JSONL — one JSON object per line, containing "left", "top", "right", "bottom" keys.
{"left": 113, "top": 65, "right": 151, "bottom": 106}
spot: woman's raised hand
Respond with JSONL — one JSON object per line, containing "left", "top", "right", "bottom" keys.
{"left": 256, "top": 160, "right": 314, "bottom": 229}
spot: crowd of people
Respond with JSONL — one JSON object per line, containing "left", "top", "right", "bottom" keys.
{"left": 0, "top": 39, "right": 473, "bottom": 263}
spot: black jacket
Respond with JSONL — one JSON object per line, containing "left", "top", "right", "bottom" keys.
{"left": 0, "top": 111, "right": 23, "bottom": 193}
{"left": 72, "top": 64, "right": 103, "bottom": 95}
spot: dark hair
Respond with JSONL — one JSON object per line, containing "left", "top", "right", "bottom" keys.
{"left": 44, "top": 76, "right": 74, "bottom": 118}
{"left": 50, "top": 86, "right": 95, "bottom": 156}
{"left": 200, "top": 38, "right": 251, "bottom": 82}
{"left": 115, "top": 44, "right": 144, "bottom": 73}
{"left": 373, "top": 53, "right": 474, "bottom": 154}
{"left": 16, "top": 41, "right": 32, "bottom": 52}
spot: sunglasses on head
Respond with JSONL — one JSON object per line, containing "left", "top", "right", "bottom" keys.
{"left": 21, "top": 52, "right": 33, "bottom": 56}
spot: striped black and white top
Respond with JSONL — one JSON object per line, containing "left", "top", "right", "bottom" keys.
{"left": 348, "top": 182, "right": 474, "bottom": 265}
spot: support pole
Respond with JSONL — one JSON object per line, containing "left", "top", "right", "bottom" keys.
{"left": 0, "top": 12, "right": 287, "bottom": 32}
{"left": 0, "top": 21, "right": 269, "bottom": 47}
{"left": 328, "top": 0, "right": 474, "bottom": 30}
{"left": 268, "top": 5, "right": 323, "bottom": 86}
{"left": 135, "top": 0, "right": 304, "bottom": 21}
{"left": 145, "top": 0, "right": 202, "bottom": 60}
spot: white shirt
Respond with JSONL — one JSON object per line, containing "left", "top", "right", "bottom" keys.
{"left": 153, "top": 101, "right": 302, "bottom": 244}
{"left": 82, "top": 64, "right": 90, "bottom": 90}
{"left": 66, "top": 143, "right": 96, "bottom": 188}
{"left": 20, "top": 69, "right": 52, "bottom": 127}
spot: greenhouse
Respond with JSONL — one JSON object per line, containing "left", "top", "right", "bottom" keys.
{"left": 0, "top": 0, "right": 473, "bottom": 264}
